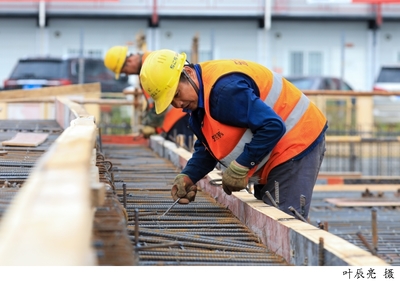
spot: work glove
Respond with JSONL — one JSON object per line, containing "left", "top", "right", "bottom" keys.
{"left": 171, "top": 174, "right": 198, "bottom": 204}
{"left": 222, "top": 161, "right": 249, "bottom": 195}
{"left": 140, "top": 125, "right": 156, "bottom": 138}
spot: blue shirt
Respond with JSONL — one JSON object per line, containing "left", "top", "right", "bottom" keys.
{"left": 181, "top": 64, "right": 326, "bottom": 183}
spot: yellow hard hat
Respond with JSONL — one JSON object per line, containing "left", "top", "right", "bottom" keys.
{"left": 139, "top": 49, "right": 187, "bottom": 114}
{"left": 104, "top": 46, "right": 128, "bottom": 79}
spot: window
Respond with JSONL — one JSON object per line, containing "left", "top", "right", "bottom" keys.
{"left": 181, "top": 50, "right": 212, "bottom": 63}
{"left": 67, "top": 49, "right": 103, "bottom": 58}
{"left": 289, "top": 51, "right": 323, "bottom": 76}
{"left": 290, "top": 52, "right": 303, "bottom": 76}
{"left": 308, "top": 52, "right": 322, "bottom": 75}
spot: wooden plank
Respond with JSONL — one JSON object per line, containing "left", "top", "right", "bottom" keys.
{"left": 303, "top": 90, "right": 400, "bottom": 96}
{"left": 0, "top": 117, "right": 97, "bottom": 265}
{"left": 1, "top": 132, "right": 49, "bottom": 147}
{"left": 326, "top": 135, "right": 362, "bottom": 142}
{"left": 314, "top": 184, "right": 400, "bottom": 192}
{"left": 56, "top": 97, "right": 92, "bottom": 119}
{"left": 0, "top": 83, "right": 101, "bottom": 100}
{"left": 325, "top": 197, "right": 400, "bottom": 207}
{"left": 4, "top": 97, "right": 136, "bottom": 106}
{"left": 318, "top": 171, "right": 362, "bottom": 178}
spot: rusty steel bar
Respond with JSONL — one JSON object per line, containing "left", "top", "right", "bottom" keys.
{"left": 137, "top": 250, "right": 286, "bottom": 265}
{"left": 133, "top": 228, "right": 266, "bottom": 250}
{"left": 372, "top": 208, "right": 378, "bottom": 254}
{"left": 300, "top": 194, "right": 306, "bottom": 216}
{"left": 134, "top": 208, "right": 139, "bottom": 247}
{"left": 356, "top": 231, "right": 377, "bottom": 256}
{"left": 319, "top": 237, "right": 325, "bottom": 266}
{"left": 134, "top": 242, "right": 182, "bottom": 251}
{"left": 131, "top": 235, "right": 268, "bottom": 254}
{"left": 288, "top": 206, "right": 308, "bottom": 223}
{"left": 274, "top": 181, "right": 279, "bottom": 205}
{"left": 122, "top": 183, "right": 127, "bottom": 208}
{"left": 264, "top": 191, "right": 279, "bottom": 208}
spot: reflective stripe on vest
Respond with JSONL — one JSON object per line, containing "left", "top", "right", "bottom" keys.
{"left": 219, "top": 72, "right": 310, "bottom": 171}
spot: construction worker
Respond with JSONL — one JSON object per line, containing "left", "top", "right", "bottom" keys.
{"left": 104, "top": 46, "right": 191, "bottom": 146}
{"left": 139, "top": 49, "right": 327, "bottom": 219}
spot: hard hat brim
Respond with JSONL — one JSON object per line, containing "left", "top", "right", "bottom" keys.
{"left": 154, "top": 85, "right": 177, "bottom": 114}
{"left": 114, "top": 46, "right": 128, "bottom": 80}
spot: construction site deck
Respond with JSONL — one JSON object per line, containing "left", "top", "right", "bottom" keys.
{"left": 0, "top": 85, "right": 398, "bottom": 273}
{"left": 0, "top": 120, "right": 397, "bottom": 267}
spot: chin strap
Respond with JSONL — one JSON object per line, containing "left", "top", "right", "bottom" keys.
{"left": 183, "top": 70, "right": 199, "bottom": 94}
{"left": 138, "top": 53, "right": 143, "bottom": 73}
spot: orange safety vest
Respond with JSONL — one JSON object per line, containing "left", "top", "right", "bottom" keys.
{"left": 200, "top": 59, "right": 327, "bottom": 184}
{"left": 161, "top": 106, "right": 188, "bottom": 133}
{"left": 142, "top": 51, "right": 151, "bottom": 63}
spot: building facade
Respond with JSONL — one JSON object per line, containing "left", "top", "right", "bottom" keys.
{"left": 1, "top": 0, "right": 400, "bottom": 91}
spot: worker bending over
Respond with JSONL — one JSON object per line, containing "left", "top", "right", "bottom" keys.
{"left": 104, "top": 46, "right": 192, "bottom": 147}
{"left": 139, "top": 49, "right": 327, "bottom": 219}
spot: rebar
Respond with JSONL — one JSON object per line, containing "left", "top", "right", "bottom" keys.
{"left": 288, "top": 206, "right": 308, "bottom": 223}
{"left": 372, "top": 208, "right": 378, "bottom": 253}
{"left": 356, "top": 231, "right": 377, "bottom": 256}
{"left": 300, "top": 194, "right": 306, "bottom": 216}
{"left": 122, "top": 183, "right": 127, "bottom": 208}
{"left": 264, "top": 191, "right": 279, "bottom": 208}
{"left": 134, "top": 208, "right": 139, "bottom": 247}
{"left": 274, "top": 181, "right": 279, "bottom": 204}
{"left": 319, "top": 237, "right": 325, "bottom": 266}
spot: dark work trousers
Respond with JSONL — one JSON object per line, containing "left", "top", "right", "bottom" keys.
{"left": 255, "top": 136, "right": 326, "bottom": 220}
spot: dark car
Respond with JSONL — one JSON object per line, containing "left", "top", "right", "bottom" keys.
{"left": 3, "top": 56, "right": 130, "bottom": 93}
{"left": 285, "top": 76, "right": 353, "bottom": 91}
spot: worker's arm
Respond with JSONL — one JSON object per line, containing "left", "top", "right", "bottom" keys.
{"left": 210, "top": 73, "right": 286, "bottom": 169}
{"left": 181, "top": 139, "right": 218, "bottom": 183}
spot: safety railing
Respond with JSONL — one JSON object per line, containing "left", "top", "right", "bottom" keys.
{"left": 322, "top": 135, "right": 400, "bottom": 178}
{"left": 2, "top": 85, "right": 399, "bottom": 178}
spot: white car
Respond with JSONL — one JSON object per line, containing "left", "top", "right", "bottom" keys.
{"left": 373, "top": 65, "right": 400, "bottom": 123}
{"left": 286, "top": 76, "right": 353, "bottom": 91}
{"left": 373, "top": 65, "right": 400, "bottom": 92}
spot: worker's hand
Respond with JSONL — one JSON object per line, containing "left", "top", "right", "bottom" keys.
{"left": 222, "top": 161, "right": 249, "bottom": 195}
{"left": 171, "top": 174, "right": 197, "bottom": 204}
{"left": 140, "top": 125, "right": 156, "bottom": 138}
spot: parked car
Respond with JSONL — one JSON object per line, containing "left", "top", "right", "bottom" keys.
{"left": 3, "top": 56, "right": 130, "bottom": 93}
{"left": 373, "top": 65, "right": 400, "bottom": 92}
{"left": 285, "top": 76, "right": 353, "bottom": 91}
{"left": 372, "top": 65, "right": 400, "bottom": 123}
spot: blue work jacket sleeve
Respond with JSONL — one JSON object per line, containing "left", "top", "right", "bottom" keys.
{"left": 210, "top": 73, "right": 286, "bottom": 169}
{"left": 181, "top": 139, "right": 218, "bottom": 184}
